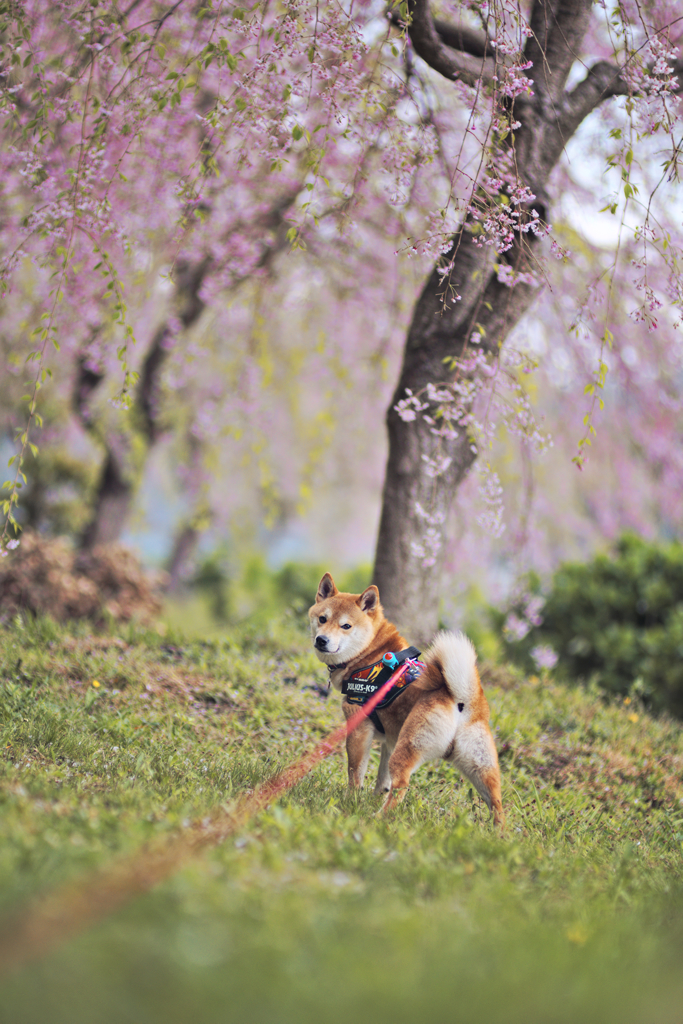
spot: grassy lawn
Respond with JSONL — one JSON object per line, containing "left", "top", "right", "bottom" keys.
{"left": 1, "top": 613, "right": 682, "bottom": 1024}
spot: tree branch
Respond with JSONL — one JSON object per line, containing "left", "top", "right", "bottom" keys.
{"left": 524, "top": 0, "right": 595, "bottom": 102}
{"left": 138, "top": 254, "right": 212, "bottom": 446}
{"left": 432, "top": 19, "right": 490, "bottom": 59}
{"left": 406, "top": 0, "right": 496, "bottom": 88}
{"left": 72, "top": 338, "right": 105, "bottom": 431}
{"left": 558, "top": 49, "right": 683, "bottom": 140}
{"left": 558, "top": 59, "right": 630, "bottom": 138}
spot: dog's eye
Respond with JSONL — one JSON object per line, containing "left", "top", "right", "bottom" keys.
{"left": 341, "top": 624, "right": 351, "bottom": 630}
{"left": 319, "top": 615, "right": 327, "bottom": 624}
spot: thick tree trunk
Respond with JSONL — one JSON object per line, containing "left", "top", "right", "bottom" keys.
{"left": 165, "top": 435, "right": 209, "bottom": 593}
{"left": 77, "top": 258, "right": 211, "bottom": 551}
{"left": 373, "top": 242, "right": 539, "bottom": 640}
{"left": 78, "top": 186, "right": 299, "bottom": 553}
{"left": 373, "top": 0, "right": 628, "bottom": 638}
{"left": 76, "top": 321, "right": 177, "bottom": 551}
{"left": 80, "top": 447, "right": 132, "bottom": 548}
{"left": 166, "top": 522, "right": 201, "bottom": 593}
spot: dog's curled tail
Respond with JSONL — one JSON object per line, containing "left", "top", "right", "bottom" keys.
{"left": 422, "top": 630, "right": 504, "bottom": 828}
{"left": 422, "top": 630, "right": 480, "bottom": 705}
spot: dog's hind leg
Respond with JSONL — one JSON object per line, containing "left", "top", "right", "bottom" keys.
{"left": 374, "top": 742, "right": 392, "bottom": 796}
{"left": 448, "top": 721, "right": 504, "bottom": 827}
{"left": 380, "top": 699, "right": 456, "bottom": 811}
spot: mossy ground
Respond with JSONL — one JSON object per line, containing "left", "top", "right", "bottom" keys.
{"left": 0, "top": 612, "right": 682, "bottom": 1024}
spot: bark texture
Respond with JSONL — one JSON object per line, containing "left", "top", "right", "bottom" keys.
{"left": 78, "top": 186, "right": 299, "bottom": 552}
{"left": 78, "top": 257, "right": 211, "bottom": 550}
{"left": 373, "top": 0, "right": 637, "bottom": 640}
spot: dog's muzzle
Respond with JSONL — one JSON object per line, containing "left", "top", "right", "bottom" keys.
{"left": 315, "top": 635, "right": 329, "bottom": 651}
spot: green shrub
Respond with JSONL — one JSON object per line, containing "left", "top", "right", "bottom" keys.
{"left": 273, "top": 562, "right": 329, "bottom": 614}
{"left": 272, "top": 561, "right": 373, "bottom": 614}
{"left": 494, "top": 534, "right": 683, "bottom": 718}
{"left": 187, "top": 552, "right": 373, "bottom": 624}
{"left": 192, "top": 546, "right": 233, "bottom": 621}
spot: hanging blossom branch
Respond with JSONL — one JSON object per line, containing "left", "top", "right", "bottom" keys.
{"left": 0, "top": 0, "right": 448, "bottom": 553}
{"left": 385, "top": 0, "right": 683, "bottom": 569}
{"left": 396, "top": 339, "right": 552, "bottom": 565}
{"left": 1, "top": 0, "right": 682, "bottom": 576}
{"left": 387, "top": 0, "right": 554, "bottom": 557}
{"left": 570, "top": 22, "right": 683, "bottom": 468}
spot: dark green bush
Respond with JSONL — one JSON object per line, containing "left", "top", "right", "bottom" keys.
{"left": 273, "top": 562, "right": 373, "bottom": 614}
{"left": 189, "top": 552, "right": 373, "bottom": 623}
{"left": 495, "top": 534, "right": 683, "bottom": 718}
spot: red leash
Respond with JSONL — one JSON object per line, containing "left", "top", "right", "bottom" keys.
{"left": 0, "top": 661, "right": 411, "bottom": 974}
{"left": 253, "top": 660, "right": 410, "bottom": 809}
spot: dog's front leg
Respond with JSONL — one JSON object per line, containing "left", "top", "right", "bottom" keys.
{"left": 381, "top": 739, "right": 423, "bottom": 811}
{"left": 374, "top": 742, "right": 392, "bottom": 796}
{"left": 342, "top": 703, "right": 374, "bottom": 789}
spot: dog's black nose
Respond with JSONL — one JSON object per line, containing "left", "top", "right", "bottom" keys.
{"left": 315, "top": 635, "right": 329, "bottom": 650}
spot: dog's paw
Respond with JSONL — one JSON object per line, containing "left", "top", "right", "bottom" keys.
{"left": 377, "top": 787, "right": 409, "bottom": 815}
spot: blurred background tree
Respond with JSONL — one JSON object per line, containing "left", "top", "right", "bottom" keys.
{"left": 0, "top": 0, "right": 681, "bottom": 635}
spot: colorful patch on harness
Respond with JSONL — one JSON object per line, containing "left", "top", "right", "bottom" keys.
{"left": 343, "top": 648, "right": 424, "bottom": 710}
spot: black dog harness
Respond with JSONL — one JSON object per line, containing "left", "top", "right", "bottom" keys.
{"left": 341, "top": 647, "right": 424, "bottom": 734}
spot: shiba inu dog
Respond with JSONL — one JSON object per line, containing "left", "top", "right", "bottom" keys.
{"left": 309, "top": 572, "right": 504, "bottom": 826}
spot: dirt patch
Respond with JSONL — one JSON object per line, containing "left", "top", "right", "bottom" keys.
{"left": 479, "top": 662, "right": 522, "bottom": 691}
{"left": 519, "top": 738, "right": 683, "bottom": 810}
{"left": 0, "top": 531, "right": 166, "bottom": 625}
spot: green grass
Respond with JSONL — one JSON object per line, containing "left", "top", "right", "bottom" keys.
{"left": 0, "top": 613, "right": 682, "bottom": 1024}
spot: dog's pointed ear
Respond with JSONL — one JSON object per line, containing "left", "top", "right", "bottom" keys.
{"left": 358, "top": 585, "right": 379, "bottom": 614}
{"left": 316, "top": 572, "right": 338, "bottom": 603}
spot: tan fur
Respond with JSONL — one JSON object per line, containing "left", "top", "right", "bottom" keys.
{"left": 308, "top": 574, "right": 504, "bottom": 827}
